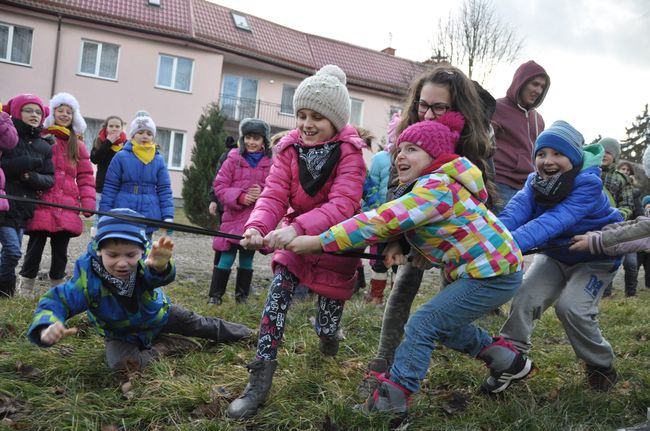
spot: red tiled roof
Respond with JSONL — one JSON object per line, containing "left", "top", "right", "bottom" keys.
{"left": 4, "top": 0, "right": 427, "bottom": 94}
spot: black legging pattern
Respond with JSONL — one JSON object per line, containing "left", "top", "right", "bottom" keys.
{"left": 256, "top": 265, "right": 344, "bottom": 360}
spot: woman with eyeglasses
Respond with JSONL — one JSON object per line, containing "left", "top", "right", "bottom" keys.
{"left": 0, "top": 94, "right": 55, "bottom": 297}
{"left": 357, "top": 63, "right": 500, "bottom": 399}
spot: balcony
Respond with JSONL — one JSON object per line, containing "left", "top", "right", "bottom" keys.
{"left": 218, "top": 94, "right": 296, "bottom": 131}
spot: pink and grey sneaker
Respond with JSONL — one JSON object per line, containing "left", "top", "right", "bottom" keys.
{"left": 356, "top": 373, "right": 411, "bottom": 426}
{"left": 356, "top": 357, "right": 388, "bottom": 399}
{"left": 479, "top": 337, "right": 534, "bottom": 394}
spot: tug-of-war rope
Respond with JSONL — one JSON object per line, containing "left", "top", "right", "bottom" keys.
{"left": 0, "top": 194, "right": 567, "bottom": 260}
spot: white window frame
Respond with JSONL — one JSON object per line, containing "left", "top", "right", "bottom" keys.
{"left": 350, "top": 98, "right": 364, "bottom": 126}
{"left": 156, "top": 54, "right": 194, "bottom": 92}
{"left": 280, "top": 84, "right": 296, "bottom": 115}
{"left": 78, "top": 39, "right": 120, "bottom": 80}
{"left": 158, "top": 128, "right": 186, "bottom": 170}
{"left": 0, "top": 22, "right": 33, "bottom": 66}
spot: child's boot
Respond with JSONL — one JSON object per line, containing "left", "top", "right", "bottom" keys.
{"left": 319, "top": 335, "right": 339, "bottom": 357}
{"left": 479, "top": 336, "right": 534, "bottom": 394}
{"left": 207, "top": 268, "right": 230, "bottom": 305}
{"left": 357, "top": 357, "right": 389, "bottom": 399}
{"left": 227, "top": 359, "right": 277, "bottom": 419}
{"left": 235, "top": 268, "right": 253, "bottom": 304}
{"left": 365, "top": 277, "right": 387, "bottom": 305}
{"left": 16, "top": 276, "right": 37, "bottom": 299}
{"left": 586, "top": 363, "right": 618, "bottom": 391}
{"left": 357, "top": 373, "right": 411, "bottom": 425}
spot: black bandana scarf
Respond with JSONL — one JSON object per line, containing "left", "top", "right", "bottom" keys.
{"left": 393, "top": 179, "right": 418, "bottom": 199}
{"left": 294, "top": 141, "right": 341, "bottom": 196}
{"left": 532, "top": 164, "right": 581, "bottom": 205}
{"left": 91, "top": 256, "right": 138, "bottom": 298}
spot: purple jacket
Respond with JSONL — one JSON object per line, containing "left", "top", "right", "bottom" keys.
{"left": 492, "top": 60, "right": 550, "bottom": 189}
{"left": 212, "top": 149, "right": 271, "bottom": 251}
{"left": 0, "top": 112, "right": 19, "bottom": 211}
{"left": 245, "top": 125, "right": 366, "bottom": 300}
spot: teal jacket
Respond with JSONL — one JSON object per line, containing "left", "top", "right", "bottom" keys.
{"left": 27, "top": 242, "right": 175, "bottom": 349}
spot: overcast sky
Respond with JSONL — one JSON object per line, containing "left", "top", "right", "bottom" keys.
{"left": 210, "top": 0, "right": 650, "bottom": 142}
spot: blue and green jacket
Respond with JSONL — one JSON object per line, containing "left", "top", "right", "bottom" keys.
{"left": 27, "top": 243, "right": 175, "bottom": 349}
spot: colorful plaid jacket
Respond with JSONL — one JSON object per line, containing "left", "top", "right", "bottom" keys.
{"left": 601, "top": 164, "right": 635, "bottom": 220}
{"left": 27, "top": 243, "right": 175, "bottom": 349}
{"left": 319, "top": 156, "right": 523, "bottom": 281}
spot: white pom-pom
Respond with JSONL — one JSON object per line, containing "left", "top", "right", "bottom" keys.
{"left": 317, "top": 64, "right": 346, "bottom": 85}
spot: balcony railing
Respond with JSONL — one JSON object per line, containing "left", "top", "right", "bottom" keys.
{"left": 218, "top": 94, "right": 296, "bottom": 130}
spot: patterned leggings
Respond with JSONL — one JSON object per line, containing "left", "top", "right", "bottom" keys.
{"left": 255, "top": 265, "right": 344, "bottom": 360}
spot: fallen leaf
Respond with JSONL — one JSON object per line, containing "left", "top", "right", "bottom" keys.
{"left": 440, "top": 391, "right": 470, "bottom": 416}
{"left": 51, "top": 386, "right": 66, "bottom": 395}
{"left": 58, "top": 345, "right": 74, "bottom": 357}
{"left": 210, "top": 386, "right": 231, "bottom": 400}
{"left": 0, "top": 395, "right": 19, "bottom": 415}
{"left": 545, "top": 389, "right": 559, "bottom": 401}
{"left": 190, "top": 400, "right": 221, "bottom": 419}
{"left": 15, "top": 361, "right": 42, "bottom": 379}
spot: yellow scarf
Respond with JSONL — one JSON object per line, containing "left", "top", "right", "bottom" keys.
{"left": 131, "top": 139, "right": 156, "bottom": 165}
{"left": 111, "top": 143, "right": 124, "bottom": 152}
{"left": 48, "top": 125, "right": 71, "bottom": 137}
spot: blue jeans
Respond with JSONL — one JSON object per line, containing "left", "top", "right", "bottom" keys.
{"left": 390, "top": 271, "right": 523, "bottom": 393}
{"left": 0, "top": 226, "right": 24, "bottom": 281}
{"left": 494, "top": 182, "right": 521, "bottom": 215}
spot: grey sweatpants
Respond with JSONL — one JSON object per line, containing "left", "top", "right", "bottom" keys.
{"left": 500, "top": 254, "right": 617, "bottom": 368}
{"left": 105, "top": 304, "right": 252, "bottom": 370}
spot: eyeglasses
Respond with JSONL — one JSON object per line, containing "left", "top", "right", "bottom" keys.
{"left": 21, "top": 108, "right": 43, "bottom": 116}
{"left": 414, "top": 100, "right": 451, "bottom": 117}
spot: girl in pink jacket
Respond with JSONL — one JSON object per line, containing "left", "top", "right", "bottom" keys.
{"left": 208, "top": 118, "right": 272, "bottom": 305}
{"left": 17, "top": 92, "right": 95, "bottom": 298}
{"left": 227, "top": 65, "right": 366, "bottom": 420}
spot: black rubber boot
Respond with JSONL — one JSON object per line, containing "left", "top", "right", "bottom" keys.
{"left": 227, "top": 359, "right": 277, "bottom": 419}
{"left": 235, "top": 268, "right": 253, "bottom": 304}
{"left": 207, "top": 268, "right": 230, "bottom": 305}
{"left": 0, "top": 276, "right": 16, "bottom": 298}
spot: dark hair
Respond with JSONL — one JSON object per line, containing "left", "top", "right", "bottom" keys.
{"left": 398, "top": 64, "right": 496, "bottom": 200}
{"left": 93, "top": 115, "right": 124, "bottom": 150}
{"left": 97, "top": 237, "right": 146, "bottom": 251}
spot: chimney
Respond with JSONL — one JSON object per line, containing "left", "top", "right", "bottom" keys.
{"left": 381, "top": 47, "right": 395, "bottom": 56}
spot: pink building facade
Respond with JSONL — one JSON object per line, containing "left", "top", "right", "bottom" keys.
{"left": 0, "top": 0, "right": 425, "bottom": 199}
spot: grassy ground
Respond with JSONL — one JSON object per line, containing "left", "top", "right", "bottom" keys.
{"left": 2, "top": 268, "right": 650, "bottom": 430}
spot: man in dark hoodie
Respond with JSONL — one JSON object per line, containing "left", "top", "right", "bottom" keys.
{"left": 492, "top": 60, "right": 550, "bottom": 213}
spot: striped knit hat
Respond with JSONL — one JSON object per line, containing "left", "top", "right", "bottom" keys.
{"left": 96, "top": 208, "right": 148, "bottom": 249}
{"left": 534, "top": 120, "right": 584, "bottom": 167}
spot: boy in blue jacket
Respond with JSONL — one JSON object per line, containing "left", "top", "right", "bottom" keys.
{"left": 484, "top": 121, "right": 622, "bottom": 394}
{"left": 27, "top": 208, "right": 253, "bottom": 372}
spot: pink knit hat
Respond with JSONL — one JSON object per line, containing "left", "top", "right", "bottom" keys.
{"left": 4, "top": 94, "right": 48, "bottom": 126}
{"left": 396, "top": 112, "right": 465, "bottom": 159}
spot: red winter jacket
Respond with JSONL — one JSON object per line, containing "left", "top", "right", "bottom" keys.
{"left": 245, "top": 125, "right": 366, "bottom": 300}
{"left": 212, "top": 149, "right": 272, "bottom": 251}
{"left": 0, "top": 112, "right": 19, "bottom": 211}
{"left": 26, "top": 129, "right": 95, "bottom": 236}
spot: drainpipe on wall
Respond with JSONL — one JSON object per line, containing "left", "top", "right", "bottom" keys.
{"left": 50, "top": 14, "right": 62, "bottom": 97}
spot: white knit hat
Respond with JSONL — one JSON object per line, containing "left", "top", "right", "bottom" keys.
{"left": 43, "top": 92, "right": 87, "bottom": 134}
{"left": 129, "top": 110, "right": 156, "bottom": 138}
{"left": 293, "top": 64, "right": 351, "bottom": 131}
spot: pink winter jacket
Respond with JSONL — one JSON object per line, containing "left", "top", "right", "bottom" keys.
{"left": 212, "top": 149, "right": 272, "bottom": 251}
{"left": 245, "top": 125, "right": 366, "bottom": 300}
{"left": 0, "top": 112, "right": 19, "bottom": 211}
{"left": 26, "top": 132, "right": 96, "bottom": 236}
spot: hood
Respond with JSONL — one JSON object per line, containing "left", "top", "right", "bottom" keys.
{"left": 505, "top": 60, "right": 550, "bottom": 110}
{"left": 581, "top": 142, "right": 605, "bottom": 171}
{"left": 431, "top": 156, "right": 489, "bottom": 203}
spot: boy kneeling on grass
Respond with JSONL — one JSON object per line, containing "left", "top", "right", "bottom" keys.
{"left": 27, "top": 208, "right": 253, "bottom": 372}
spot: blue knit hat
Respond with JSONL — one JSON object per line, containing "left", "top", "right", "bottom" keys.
{"left": 642, "top": 195, "right": 650, "bottom": 208}
{"left": 96, "top": 208, "right": 148, "bottom": 249}
{"left": 534, "top": 120, "right": 585, "bottom": 167}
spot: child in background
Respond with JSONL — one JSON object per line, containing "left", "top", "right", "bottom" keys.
{"left": 90, "top": 115, "right": 127, "bottom": 236}
{"left": 0, "top": 102, "right": 19, "bottom": 212}
{"left": 488, "top": 121, "right": 622, "bottom": 393}
{"left": 27, "top": 209, "right": 253, "bottom": 372}
{"left": 208, "top": 119, "right": 272, "bottom": 305}
{"left": 635, "top": 195, "right": 650, "bottom": 290}
{"left": 99, "top": 111, "right": 174, "bottom": 241}
{"left": 0, "top": 95, "right": 54, "bottom": 297}
{"left": 289, "top": 114, "right": 526, "bottom": 421}
{"left": 17, "top": 92, "right": 95, "bottom": 298}
{"left": 226, "top": 65, "right": 366, "bottom": 420}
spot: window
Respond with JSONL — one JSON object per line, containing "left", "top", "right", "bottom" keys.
{"left": 389, "top": 105, "right": 402, "bottom": 118}
{"left": 232, "top": 12, "right": 251, "bottom": 31}
{"left": 350, "top": 98, "right": 364, "bottom": 126}
{"left": 0, "top": 22, "right": 33, "bottom": 65}
{"left": 156, "top": 55, "right": 194, "bottom": 92}
{"left": 79, "top": 40, "right": 119, "bottom": 79}
{"left": 220, "top": 75, "right": 258, "bottom": 120}
{"left": 83, "top": 118, "right": 103, "bottom": 153}
{"left": 280, "top": 85, "right": 295, "bottom": 115}
{"left": 157, "top": 128, "right": 185, "bottom": 169}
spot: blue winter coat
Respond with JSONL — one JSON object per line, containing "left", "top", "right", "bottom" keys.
{"left": 99, "top": 142, "right": 174, "bottom": 233}
{"left": 500, "top": 143, "right": 623, "bottom": 264}
{"left": 27, "top": 242, "right": 175, "bottom": 349}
